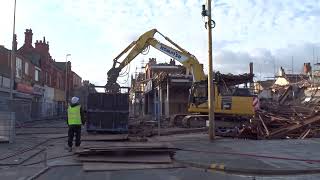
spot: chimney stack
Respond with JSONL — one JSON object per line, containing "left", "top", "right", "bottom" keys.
{"left": 279, "top": 66, "right": 286, "bottom": 76}
{"left": 304, "top": 63, "right": 312, "bottom": 74}
{"left": 24, "top": 29, "right": 33, "bottom": 46}
{"left": 249, "top": 62, "right": 253, "bottom": 75}
{"left": 35, "top": 36, "right": 49, "bottom": 54}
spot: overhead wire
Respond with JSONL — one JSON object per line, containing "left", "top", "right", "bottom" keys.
{"left": 117, "top": 44, "right": 149, "bottom": 85}
{"left": 141, "top": 45, "right": 150, "bottom": 55}
{"left": 119, "top": 64, "right": 129, "bottom": 76}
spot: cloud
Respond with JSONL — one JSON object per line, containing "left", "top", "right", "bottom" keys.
{"left": 213, "top": 42, "right": 320, "bottom": 81}
{"left": 0, "top": 0, "right": 319, "bottom": 85}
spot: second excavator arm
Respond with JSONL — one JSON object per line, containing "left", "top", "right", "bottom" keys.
{"left": 105, "top": 29, "right": 206, "bottom": 93}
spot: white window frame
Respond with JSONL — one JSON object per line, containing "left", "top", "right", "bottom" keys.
{"left": 35, "top": 67, "right": 41, "bottom": 82}
{"left": 25, "top": 62, "right": 29, "bottom": 75}
{"left": 16, "top": 57, "right": 22, "bottom": 78}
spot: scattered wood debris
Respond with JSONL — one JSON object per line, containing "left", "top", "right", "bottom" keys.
{"left": 232, "top": 81, "right": 320, "bottom": 139}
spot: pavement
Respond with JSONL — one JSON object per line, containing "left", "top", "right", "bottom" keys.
{"left": 1, "top": 119, "right": 320, "bottom": 179}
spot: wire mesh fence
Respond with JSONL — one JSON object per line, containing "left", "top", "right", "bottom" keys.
{"left": 0, "top": 111, "right": 15, "bottom": 143}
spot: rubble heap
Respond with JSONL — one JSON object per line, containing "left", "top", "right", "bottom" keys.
{"left": 240, "top": 81, "right": 320, "bottom": 139}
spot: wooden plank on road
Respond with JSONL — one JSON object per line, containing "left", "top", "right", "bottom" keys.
{"left": 82, "top": 134, "right": 128, "bottom": 141}
{"left": 81, "top": 141, "right": 173, "bottom": 148}
{"left": 77, "top": 154, "right": 172, "bottom": 163}
{"left": 83, "top": 162, "right": 184, "bottom": 171}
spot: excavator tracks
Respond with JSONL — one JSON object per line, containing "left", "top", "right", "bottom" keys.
{"left": 170, "top": 114, "right": 252, "bottom": 137}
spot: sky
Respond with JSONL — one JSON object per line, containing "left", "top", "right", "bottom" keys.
{"left": 0, "top": 0, "right": 320, "bottom": 86}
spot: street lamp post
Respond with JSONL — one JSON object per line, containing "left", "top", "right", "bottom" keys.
{"left": 9, "top": 0, "right": 17, "bottom": 100}
{"left": 65, "top": 54, "right": 71, "bottom": 105}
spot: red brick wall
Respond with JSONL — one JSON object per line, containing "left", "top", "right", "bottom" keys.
{"left": 16, "top": 54, "right": 36, "bottom": 85}
{"left": 0, "top": 47, "right": 11, "bottom": 77}
{"left": 18, "top": 29, "right": 80, "bottom": 93}
{"left": 72, "top": 71, "right": 82, "bottom": 89}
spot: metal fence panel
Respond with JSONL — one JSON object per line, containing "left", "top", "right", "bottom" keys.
{"left": 8, "top": 99, "right": 32, "bottom": 123}
{"left": 0, "top": 112, "right": 15, "bottom": 143}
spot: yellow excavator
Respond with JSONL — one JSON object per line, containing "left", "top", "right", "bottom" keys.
{"left": 106, "top": 29, "right": 256, "bottom": 129}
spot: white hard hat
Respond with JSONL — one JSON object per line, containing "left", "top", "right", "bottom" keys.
{"left": 71, "top": 97, "right": 80, "bottom": 104}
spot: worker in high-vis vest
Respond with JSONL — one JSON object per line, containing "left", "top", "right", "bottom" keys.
{"left": 67, "top": 96, "right": 84, "bottom": 152}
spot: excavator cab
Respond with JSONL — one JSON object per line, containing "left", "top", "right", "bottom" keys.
{"left": 189, "top": 81, "right": 208, "bottom": 107}
{"left": 188, "top": 73, "right": 256, "bottom": 116}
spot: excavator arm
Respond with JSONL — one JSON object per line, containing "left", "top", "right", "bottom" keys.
{"left": 105, "top": 29, "right": 206, "bottom": 93}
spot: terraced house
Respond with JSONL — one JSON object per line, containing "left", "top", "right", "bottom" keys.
{"left": 0, "top": 29, "right": 83, "bottom": 123}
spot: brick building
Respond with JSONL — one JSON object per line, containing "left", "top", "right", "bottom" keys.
{"left": 0, "top": 45, "right": 11, "bottom": 98}
{"left": 130, "top": 58, "right": 192, "bottom": 119}
{"left": 54, "top": 62, "right": 81, "bottom": 101}
{"left": 18, "top": 29, "right": 68, "bottom": 90}
{"left": 0, "top": 28, "right": 83, "bottom": 122}
{"left": 72, "top": 71, "right": 82, "bottom": 89}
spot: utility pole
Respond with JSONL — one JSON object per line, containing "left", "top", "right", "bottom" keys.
{"left": 9, "top": 0, "right": 17, "bottom": 100}
{"left": 313, "top": 47, "right": 315, "bottom": 64}
{"left": 202, "top": 0, "right": 215, "bottom": 140}
{"left": 291, "top": 56, "right": 294, "bottom": 74}
{"left": 312, "top": 47, "right": 315, "bottom": 87}
{"left": 273, "top": 58, "right": 276, "bottom": 80}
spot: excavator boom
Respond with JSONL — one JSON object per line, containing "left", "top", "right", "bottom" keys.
{"left": 105, "top": 29, "right": 205, "bottom": 93}
{"left": 105, "top": 28, "right": 256, "bottom": 131}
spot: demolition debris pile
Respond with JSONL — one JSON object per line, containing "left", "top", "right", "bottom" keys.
{"left": 240, "top": 82, "right": 320, "bottom": 139}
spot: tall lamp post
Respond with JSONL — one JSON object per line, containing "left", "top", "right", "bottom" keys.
{"left": 9, "top": 0, "right": 17, "bottom": 100}
{"left": 65, "top": 54, "right": 71, "bottom": 106}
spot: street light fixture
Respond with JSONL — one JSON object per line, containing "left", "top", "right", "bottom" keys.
{"left": 65, "top": 54, "right": 71, "bottom": 105}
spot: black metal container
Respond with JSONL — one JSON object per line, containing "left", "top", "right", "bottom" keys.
{"left": 86, "top": 92, "right": 129, "bottom": 133}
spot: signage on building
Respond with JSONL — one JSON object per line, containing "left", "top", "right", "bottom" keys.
{"left": 16, "top": 83, "right": 33, "bottom": 94}
{"left": 44, "top": 85, "right": 55, "bottom": 100}
{"left": 33, "top": 84, "right": 45, "bottom": 96}
{"left": 144, "top": 80, "right": 152, "bottom": 93}
{"left": 0, "top": 76, "right": 10, "bottom": 89}
{"left": 54, "top": 88, "right": 66, "bottom": 102}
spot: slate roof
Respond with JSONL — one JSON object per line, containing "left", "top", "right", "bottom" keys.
{"left": 284, "top": 74, "right": 310, "bottom": 83}
{"left": 24, "top": 52, "right": 41, "bottom": 67}
{"left": 0, "top": 45, "right": 10, "bottom": 53}
{"left": 54, "top": 62, "right": 66, "bottom": 71}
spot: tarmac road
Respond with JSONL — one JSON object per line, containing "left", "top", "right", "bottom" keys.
{"left": 1, "top": 120, "right": 320, "bottom": 179}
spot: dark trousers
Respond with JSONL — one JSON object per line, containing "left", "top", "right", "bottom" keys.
{"left": 68, "top": 125, "right": 81, "bottom": 147}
